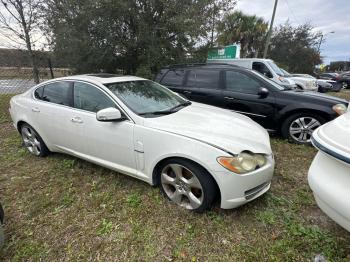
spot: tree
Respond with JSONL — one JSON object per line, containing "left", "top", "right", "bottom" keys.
{"left": 269, "top": 22, "right": 322, "bottom": 74}
{"left": 216, "top": 11, "right": 268, "bottom": 58}
{"left": 44, "top": 0, "right": 234, "bottom": 76}
{"left": 0, "top": 0, "right": 44, "bottom": 83}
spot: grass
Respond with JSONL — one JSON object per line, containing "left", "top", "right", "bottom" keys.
{"left": 1, "top": 91, "right": 350, "bottom": 261}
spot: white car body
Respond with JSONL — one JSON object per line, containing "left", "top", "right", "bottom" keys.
{"left": 308, "top": 110, "right": 350, "bottom": 231}
{"left": 9, "top": 75, "right": 274, "bottom": 210}
{"left": 292, "top": 74, "right": 336, "bottom": 90}
{"left": 281, "top": 70, "right": 318, "bottom": 91}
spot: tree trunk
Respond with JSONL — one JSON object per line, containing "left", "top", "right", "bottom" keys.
{"left": 17, "top": 0, "right": 40, "bottom": 84}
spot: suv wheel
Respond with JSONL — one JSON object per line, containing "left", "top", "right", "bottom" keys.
{"left": 281, "top": 113, "right": 325, "bottom": 144}
{"left": 158, "top": 158, "right": 217, "bottom": 212}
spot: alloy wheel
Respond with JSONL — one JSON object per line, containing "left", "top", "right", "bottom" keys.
{"left": 21, "top": 126, "right": 42, "bottom": 156}
{"left": 289, "top": 117, "right": 321, "bottom": 143}
{"left": 161, "top": 164, "right": 204, "bottom": 210}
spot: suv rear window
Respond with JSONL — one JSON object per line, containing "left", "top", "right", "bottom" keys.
{"left": 160, "top": 70, "right": 185, "bottom": 86}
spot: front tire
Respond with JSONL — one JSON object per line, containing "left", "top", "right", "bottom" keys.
{"left": 20, "top": 124, "right": 49, "bottom": 157}
{"left": 281, "top": 113, "right": 325, "bottom": 144}
{"left": 158, "top": 158, "right": 217, "bottom": 212}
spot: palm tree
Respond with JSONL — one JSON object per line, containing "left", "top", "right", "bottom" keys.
{"left": 217, "top": 11, "right": 268, "bottom": 58}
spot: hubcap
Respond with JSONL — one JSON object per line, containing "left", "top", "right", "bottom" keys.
{"left": 342, "top": 82, "right": 348, "bottom": 89}
{"left": 289, "top": 117, "right": 321, "bottom": 143}
{"left": 161, "top": 164, "right": 203, "bottom": 210}
{"left": 21, "top": 126, "right": 41, "bottom": 156}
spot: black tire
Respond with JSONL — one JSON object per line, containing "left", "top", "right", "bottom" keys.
{"left": 281, "top": 113, "right": 326, "bottom": 144}
{"left": 157, "top": 158, "right": 217, "bottom": 213}
{"left": 20, "top": 123, "right": 50, "bottom": 157}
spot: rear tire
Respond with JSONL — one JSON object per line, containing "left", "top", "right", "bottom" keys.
{"left": 20, "top": 123, "right": 50, "bottom": 157}
{"left": 281, "top": 113, "right": 325, "bottom": 144}
{"left": 158, "top": 158, "right": 217, "bottom": 212}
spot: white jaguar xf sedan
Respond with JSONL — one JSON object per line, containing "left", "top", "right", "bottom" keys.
{"left": 308, "top": 108, "right": 350, "bottom": 231}
{"left": 9, "top": 74, "right": 274, "bottom": 212}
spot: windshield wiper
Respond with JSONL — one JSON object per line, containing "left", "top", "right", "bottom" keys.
{"left": 139, "top": 101, "right": 192, "bottom": 116}
{"left": 139, "top": 110, "right": 174, "bottom": 116}
{"left": 168, "top": 101, "right": 192, "bottom": 112}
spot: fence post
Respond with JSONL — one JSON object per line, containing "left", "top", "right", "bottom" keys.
{"left": 48, "top": 58, "right": 54, "bottom": 79}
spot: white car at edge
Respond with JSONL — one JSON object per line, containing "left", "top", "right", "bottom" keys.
{"left": 9, "top": 74, "right": 274, "bottom": 212}
{"left": 308, "top": 108, "right": 350, "bottom": 231}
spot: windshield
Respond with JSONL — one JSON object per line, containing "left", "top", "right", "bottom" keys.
{"left": 267, "top": 60, "right": 285, "bottom": 76}
{"left": 251, "top": 70, "right": 285, "bottom": 90}
{"left": 105, "top": 80, "right": 188, "bottom": 115}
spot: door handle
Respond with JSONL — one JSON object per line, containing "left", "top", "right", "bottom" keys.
{"left": 183, "top": 90, "right": 192, "bottom": 94}
{"left": 32, "top": 107, "right": 40, "bottom": 112}
{"left": 224, "top": 96, "right": 235, "bottom": 100}
{"left": 71, "top": 116, "right": 83, "bottom": 123}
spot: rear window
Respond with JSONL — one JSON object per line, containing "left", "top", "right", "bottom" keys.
{"left": 185, "top": 69, "right": 220, "bottom": 89}
{"left": 160, "top": 69, "right": 185, "bottom": 86}
{"left": 34, "top": 86, "right": 44, "bottom": 99}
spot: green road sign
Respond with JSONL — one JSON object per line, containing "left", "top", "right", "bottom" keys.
{"left": 207, "top": 45, "right": 239, "bottom": 60}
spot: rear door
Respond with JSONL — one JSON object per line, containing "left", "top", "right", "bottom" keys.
{"left": 32, "top": 81, "right": 80, "bottom": 151}
{"left": 183, "top": 69, "right": 224, "bottom": 107}
{"left": 159, "top": 69, "right": 187, "bottom": 97}
{"left": 221, "top": 69, "right": 276, "bottom": 128}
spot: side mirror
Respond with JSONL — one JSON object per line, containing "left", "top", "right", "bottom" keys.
{"left": 96, "top": 107, "right": 124, "bottom": 122}
{"left": 258, "top": 87, "right": 269, "bottom": 98}
{"left": 265, "top": 71, "right": 273, "bottom": 78}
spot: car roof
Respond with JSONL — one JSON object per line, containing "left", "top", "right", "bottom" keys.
{"left": 43, "top": 74, "right": 146, "bottom": 85}
{"left": 162, "top": 63, "right": 242, "bottom": 70}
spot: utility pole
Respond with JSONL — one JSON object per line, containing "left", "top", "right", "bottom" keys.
{"left": 317, "top": 31, "right": 335, "bottom": 54}
{"left": 263, "top": 0, "right": 278, "bottom": 58}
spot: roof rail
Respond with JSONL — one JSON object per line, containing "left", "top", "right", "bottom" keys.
{"left": 166, "top": 62, "right": 239, "bottom": 69}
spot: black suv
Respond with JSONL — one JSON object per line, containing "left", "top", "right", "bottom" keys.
{"left": 155, "top": 64, "right": 348, "bottom": 144}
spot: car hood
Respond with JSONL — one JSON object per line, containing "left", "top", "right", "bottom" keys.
{"left": 284, "top": 90, "right": 348, "bottom": 104}
{"left": 143, "top": 102, "right": 272, "bottom": 155}
{"left": 314, "top": 111, "right": 350, "bottom": 156}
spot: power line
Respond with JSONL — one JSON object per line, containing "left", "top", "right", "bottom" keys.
{"left": 283, "top": 0, "right": 300, "bottom": 24}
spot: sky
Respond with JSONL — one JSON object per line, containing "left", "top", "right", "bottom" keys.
{"left": 236, "top": 0, "right": 350, "bottom": 64}
{"left": 0, "top": 0, "right": 349, "bottom": 65}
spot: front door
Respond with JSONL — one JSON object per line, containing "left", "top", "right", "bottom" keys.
{"left": 221, "top": 70, "right": 276, "bottom": 129}
{"left": 71, "top": 81, "right": 137, "bottom": 173}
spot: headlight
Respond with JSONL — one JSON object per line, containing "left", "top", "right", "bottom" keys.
{"left": 217, "top": 152, "right": 267, "bottom": 174}
{"left": 332, "top": 104, "right": 347, "bottom": 115}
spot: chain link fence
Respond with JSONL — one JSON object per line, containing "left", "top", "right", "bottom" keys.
{"left": 0, "top": 67, "right": 72, "bottom": 94}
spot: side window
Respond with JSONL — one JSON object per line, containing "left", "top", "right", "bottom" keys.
{"left": 195, "top": 69, "right": 220, "bottom": 89}
{"left": 225, "top": 71, "right": 261, "bottom": 94}
{"left": 73, "top": 82, "right": 115, "bottom": 113}
{"left": 252, "top": 62, "right": 273, "bottom": 78}
{"left": 34, "top": 86, "right": 44, "bottom": 99}
{"left": 160, "top": 70, "right": 185, "bottom": 86}
{"left": 185, "top": 69, "right": 220, "bottom": 89}
{"left": 42, "top": 81, "right": 72, "bottom": 106}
